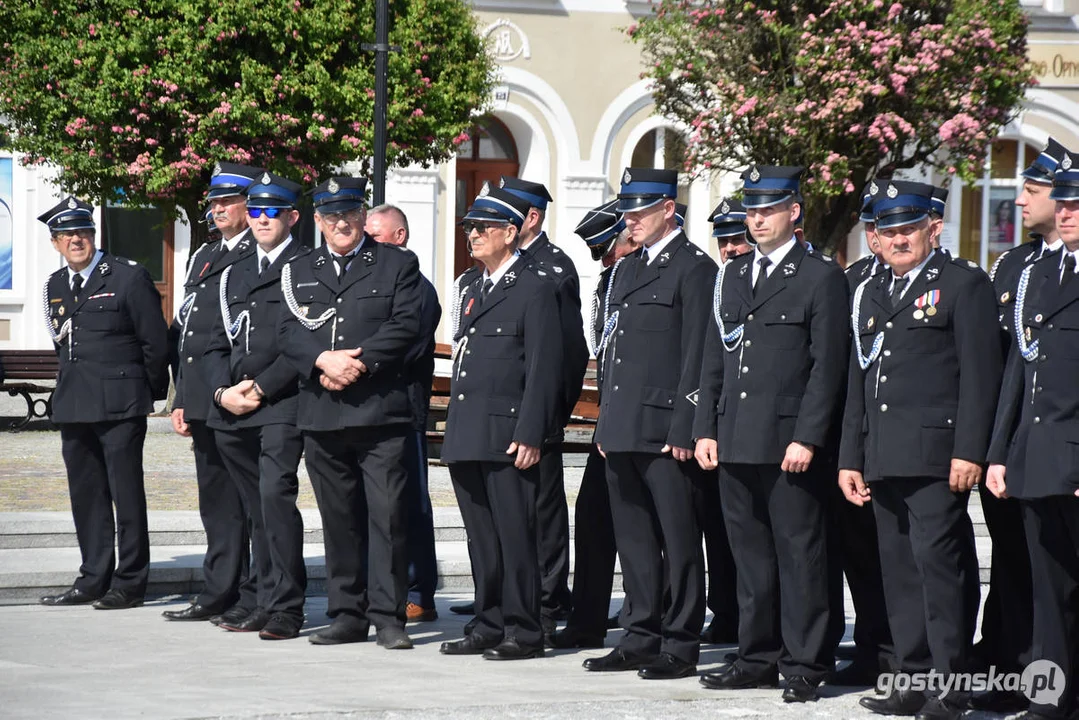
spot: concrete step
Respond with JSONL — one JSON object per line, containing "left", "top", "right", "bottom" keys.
{"left": 0, "top": 541, "right": 627, "bottom": 605}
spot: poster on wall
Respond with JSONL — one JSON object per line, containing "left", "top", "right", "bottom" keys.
{"left": 989, "top": 187, "right": 1018, "bottom": 255}
{"left": 0, "top": 158, "right": 11, "bottom": 290}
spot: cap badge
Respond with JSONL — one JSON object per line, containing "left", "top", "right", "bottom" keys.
{"left": 479, "top": 181, "right": 490, "bottom": 197}
{"left": 212, "top": 162, "right": 222, "bottom": 176}
{"left": 499, "top": 178, "right": 506, "bottom": 188}
{"left": 1064, "top": 155, "right": 1074, "bottom": 171}
{"left": 869, "top": 181, "right": 879, "bottom": 195}
{"left": 886, "top": 184, "right": 898, "bottom": 198}
{"left": 67, "top": 198, "right": 77, "bottom": 209}
{"left": 328, "top": 179, "right": 340, "bottom": 194}
{"left": 260, "top": 172, "right": 272, "bottom": 184}
{"left": 720, "top": 201, "right": 730, "bottom": 215}
{"left": 749, "top": 166, "right": 761, "bottom": 182}
{"left": 623, "top": 170, "right": 632, "bottom": 185}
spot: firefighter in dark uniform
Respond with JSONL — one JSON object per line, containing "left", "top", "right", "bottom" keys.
{"left": 37, "top": 197, "right": 169, "bottom": 609}
{"left": 846, "top": 182, "right": 890, "bottom": 293}
{"left": 693, "top": 167, "right": 848, "bottom": 701}
{"left": 972, "top": 139, "right": 1068, "bottom": 714}
{"left": 278, "top": 175, "right": 423, "bottom": 650}
{"left": 839, "top": 181, "right": 1002, "bottom": 720}
{"left": 831, "top": 182, "right": 895, "bottom": 687}
{"left": 438, "top": 186, "right": 563, "bottom": 660}
{"left": 549, "top": 200, "right": 635, "bottom": 650}
{"left": 695, "top": 198, "right": 748, "bottom": 646}
{"left": 202, "top": 172, "right": 310, "bottom": 640}
{"left": 586, "top": 167, "right": 715, "bottom": 681}
{"left": 499, "top": 176, "right": 588, "bottom": 630}
{"left": 164, "top": 162, "right": 262, "bottom": 624}
{"left": 985, "top": 151, "right": 1079, "bottom": 720}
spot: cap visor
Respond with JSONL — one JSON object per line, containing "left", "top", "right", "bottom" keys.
{"left": 247, "top": 197, "right": 295, "bottom": 209}
{"left": 616, "top": 196, "right": 666, "bottom": 213}
{"left": 874, "top": 210, "right": 929, "bottom": 229}
{"left": 314, "top": 199, "right": 364, "bottom": 215}
{"left": 741, "top": 192, "right": 794, "bottom": 209}
{"left": 50, "top": 221, "right": 96, "bottom": 232}
{"left": 206, "top": 187, "right": 245, "bottom": 200}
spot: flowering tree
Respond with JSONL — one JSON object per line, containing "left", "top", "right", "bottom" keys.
{"left": 631, "top": 0, "right": 1033, "bottom": 253}
{"left": 0, "top": 0, "right": 493, "bottom": 243}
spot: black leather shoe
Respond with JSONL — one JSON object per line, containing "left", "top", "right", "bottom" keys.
{"left": 582, "top": 647, "right": 655, "bottom": 672}
{"left": 220, "top": 607, "right": 269, "bottom": 632}
{"left": 782, "top": 676, "right": 820, "bottom": 703}
{"left": 258, "top": 613, "right": 303, "bottom": 640}
{"left": 375, "top": 626, "right": 414, "bottom": 650}
{"left": 969, "top": 689, "right": 1028, "bottom": 713}
{"left": 914, "top": 697, "right": 962, "bottom": 720}
{"left": 449, "top": 602, "right": 475, "bottom": 615}
{"left": 463, "top": 617, "right": 478, "bottom": 636}
{"left": 700, "top": 664, "right": 779, "bottom": 689}
{"left": 700, "top": 619, "right": 739, "bottom": 645}
{"left": 210, "top": 605, "right": 251, "bottom": 627}
{"left": 92, "top": 588, "right": 143, "bottom": 610}
{"left": 637, "top": 652, "right": 697, "bottom": 680}
{"left": 440, "top": 634, "right": 500, "bottom": 655}
{"left": 548, "top": 627, "right": 604, "bottom": 649}
{"left": 483, "top": 637, "right": 545, "bottom": 660}
{"left": 40, "top": 587, "right": 100, "bottom": 606}
{"left": 829, "top": 661, "right": 880, "bottom": 688}
{"left": 162, "top": 603, "right": 220, "bottom": 621}
{"left": 860, "top": 690, "right": 927, "bottom": 716}
{"left": 309, "top": 618, "right": 370, "bottom": 645}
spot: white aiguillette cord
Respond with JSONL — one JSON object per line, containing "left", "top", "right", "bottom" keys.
{"left": 281, "top": 262, "right": 340, "bottom": 349}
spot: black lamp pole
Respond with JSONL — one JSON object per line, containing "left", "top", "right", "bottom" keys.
{"left": 372, "top": 0, "right": 389, "bottom": 205}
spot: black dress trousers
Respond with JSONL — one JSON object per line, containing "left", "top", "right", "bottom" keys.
{"left": 450, "top": 460, "right": 543, "bottom": 648}
{"left": 214, "top": 423, "right": 306, "bottom": 618}
{"left": 606, "top": 452, "right": 705, "bottom": 664}
{"left": 565, "top": 447, "right": 617, "bottom": 637}
{"left": 871, "top": 479, "right": 980, "bottom": 679}
{"left": 61, "top": 417, "right": 150, "bottom": 597}
{"left": 695, "top": 463, "right": 738, "bottom": 635}
{"left": 304, "top": 425, "right": 409, "bottom": 631}
{"left": 719, "top": 462, "right": 833, "bottom": 681}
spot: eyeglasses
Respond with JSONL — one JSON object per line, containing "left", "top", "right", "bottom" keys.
{"left": 462, "top": 220, "right": 509, "bottom": 235}
{"left": 52, "top": 229, "right": 94, "bottom": 242}
{"left": 319, "top": 210, "right": 365, "bottom": 225}
{"left": 247, "top": 207, "right": 289, "bottom": 219}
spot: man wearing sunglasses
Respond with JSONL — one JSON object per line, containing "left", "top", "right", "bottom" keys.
{"left": 37, "top": 197, "right": 169, "bottom": 610}
{"left": 499, "top": 176, "right": 588, "bottom": 638}
{"left": 163, "top": 162, "right": 263, "bottom": 624}
{"left": 439, "top": 184, "right": 563, "bottom": 661}
{"left": 202, "top": 172, "right": 311, "bottom": 640}
{"left": 279, "top": 175, "right": 423, "bottom": 651}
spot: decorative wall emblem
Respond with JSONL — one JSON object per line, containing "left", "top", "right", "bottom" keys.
{"left": 483, "top": 18, "right": 531, "bottom": 62}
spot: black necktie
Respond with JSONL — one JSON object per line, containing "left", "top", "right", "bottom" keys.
{"left": 333, "top": 254, "right": 352, "bottom": 278}
{"left": 890, "top": 275, "right": 909, "bottom": 307}
{"left": 753, "top": 257, "right": 771, "bottom": 296}
{"left": 260, "top": 256, "right": 270, "bottom": 275}
{"left": 1062, "top": 254, "right": 1076, "bottom": 289}
{"left": 71, "top": 273, "right": 83, "bottom": 301}
{"left": 482, "top": 278, "right": 494, "bottom": 298}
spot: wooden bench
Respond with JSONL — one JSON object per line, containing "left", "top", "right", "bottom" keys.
{"left": 427, "top": 343, "right": 599, "bottom": 458}
{"left": 0, "top": 350, "right": 59, "bottom": 431}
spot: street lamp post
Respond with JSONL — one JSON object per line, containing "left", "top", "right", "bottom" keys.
{"left": 364, "top": 0, "right": 399, "bottom": 206}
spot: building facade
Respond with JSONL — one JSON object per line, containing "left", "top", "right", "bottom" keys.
{"left": 2, "top": 0, "right": 1078, "bottom": 349}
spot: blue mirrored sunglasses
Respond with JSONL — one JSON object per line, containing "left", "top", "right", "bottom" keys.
{"left": 247, "top": 207, "right": 289, "bottom": 219}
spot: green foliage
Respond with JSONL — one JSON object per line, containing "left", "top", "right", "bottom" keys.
{"left": 630, "top": 0, "right": 1034, "bottom": 252}
{"left": 0, "top": 0, "right": 494, "bottom": 230}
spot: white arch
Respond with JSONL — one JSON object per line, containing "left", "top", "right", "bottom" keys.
{"left": 1016, "top": 88, "right": 1079, "bottom": 146}
{"left": 590, "top": 79, "right": 654, "bottom": 174}
{"left": 491, "top": 102, "right": 551, "bottom": 188}
{"left": 495, "top": 66, "right": 581, "bottom": 175}
{"left": 617, "top": 114, "right": 690, "bottom": 176}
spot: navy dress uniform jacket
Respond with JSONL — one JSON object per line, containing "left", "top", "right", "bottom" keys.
{"left": 173, "top": 231, "right": 256, "bottom": 421}
{"left": 203, "top": 243, "right": 311, "bottom": 430}
{"left": 693, "top": 243, "right": 850, "bottom": 462}
{"left": 988, "top": 251, "right": 1079, "bottom": 498}
{"left": 441, "top": 257, "right": 563, "bottom": 463}
{"left": 593, "top": 233, "right": 717, "bottom": 453}
{"left": 845, "top": 255, "right": 887, "bottom": 295}
{"left": 989, "top": 236, "right": 1048, "bottom": 343}
{"left": 46, "top": 253, "right": 169, "bottom": 423}
{"left": 403, "top": 276, "right": 442, "bottom": 432}
{"left": 278, "top": 239, "right": 423, "bottom": 432}
{"left": 839, "top": 251, "right": 1003, "bottom": 480}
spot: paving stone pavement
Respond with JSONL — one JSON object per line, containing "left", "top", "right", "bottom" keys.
{"left": 0, "top": 592, "right": 1008, "bottom": 720}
